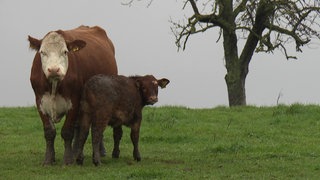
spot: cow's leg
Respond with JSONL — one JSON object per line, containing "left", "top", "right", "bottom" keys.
{"left": 130, "top": 121, "right": 141, "bottom": 161}
{"left": 37, "top": 101, "right": 56, "bottom": 166}
{"left": 75, "top": 112, "right": 91, "bottom": 165}
{"left": 72, "top": 119, "right": 80, "bottom": 156}
{"left": 112, "top": 126, "right": 123, "bottom": 158}
{"left": 42, "top": 118, "right": 56, "bottom": 165}
{"left": 61, "top": 109, "right": 78, "bottom": 165}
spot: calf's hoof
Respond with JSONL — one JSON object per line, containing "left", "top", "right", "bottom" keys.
{"left": 133, "top": 151, "right": 141, "bottom": 161}
{"left": 112, "top": 149, "right": 120, "bottom": 158}
{"left": 93, "top": 159, "right": 101, "bottom": 166}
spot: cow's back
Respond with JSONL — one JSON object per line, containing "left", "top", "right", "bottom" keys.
{"left": 59, "top": 26, "right": 117, "bottom": 82}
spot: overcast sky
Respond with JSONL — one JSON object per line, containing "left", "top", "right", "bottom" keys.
{"left": 1, "top": 0, "right": 320, "bottom": 108}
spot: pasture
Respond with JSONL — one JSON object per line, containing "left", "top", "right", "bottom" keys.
{"left": 1, "top": 105, "right": 320, "bottom": 179}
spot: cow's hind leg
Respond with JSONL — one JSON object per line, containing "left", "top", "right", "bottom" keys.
{"left": 112, "top": 126, "right": 123, "bottom": 158}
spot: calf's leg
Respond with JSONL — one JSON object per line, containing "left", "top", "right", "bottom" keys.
{"left": 112, "top": 126, "right": 123, "bottom": 158}
{"left": 130, "top": 122, "right": 141, "bottom": 161}
{"left": 91, "top": 125, "right": 105, "bottom": 166}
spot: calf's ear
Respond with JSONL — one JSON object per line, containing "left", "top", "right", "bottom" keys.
{"left": 135, "top": 79, "right": 141, "bottom": 89}
{"left": 67, "top": 40, "right": 86, "bottom": 52}
{"left": 28, "top": 36, "right": 42, "bottom": 51}
{"left": 157, "top": 78, "right": 170, "bottom": 89}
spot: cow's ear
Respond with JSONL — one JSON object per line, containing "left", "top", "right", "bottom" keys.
{"left": 28, "top": 36, "right": 42, "bottom": 51}
{"left": 67, "top": 40, "right": 86, "bottom": 52}
{"left": 157, "top": 78, "right": 170, "bottom": 89}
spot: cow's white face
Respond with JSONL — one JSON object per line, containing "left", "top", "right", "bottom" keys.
{"left": 28, "top": 32, "right": 86, "bottom": 82}
{"left": 39, "top": 32, "right": 69, "bottom": 81}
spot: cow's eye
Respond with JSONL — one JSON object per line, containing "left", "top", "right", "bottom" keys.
{"left": 64, "top": 50, "right": 68, "bottom": 55}
{"left": 40, "top": 51, "right": 47, "bottom": 56}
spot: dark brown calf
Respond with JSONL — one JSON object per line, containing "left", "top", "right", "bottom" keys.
{"left": 75, "top": 74, "right": 169, "bottom": 166}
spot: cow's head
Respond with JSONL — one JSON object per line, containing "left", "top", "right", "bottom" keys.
{"left": 136, "top": 75, "right": 170, "bottom": 105}
{"left": 28, "top": 32, "right": 86, "bottom": 82}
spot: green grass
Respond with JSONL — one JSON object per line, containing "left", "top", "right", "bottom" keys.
{"left": 1, "top": 105, "right": 320, "bottom": 179}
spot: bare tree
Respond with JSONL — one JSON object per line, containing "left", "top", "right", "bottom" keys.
{"left": 126, "top": 0, "right": 320, "bottom": 106}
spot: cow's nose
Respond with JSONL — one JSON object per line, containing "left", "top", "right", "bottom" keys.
{"left": 48, "top": 67, "right": 60, "bottom": 73}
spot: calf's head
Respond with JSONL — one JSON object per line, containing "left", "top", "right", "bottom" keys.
{"left": 135, "top": 75, "right": 170, "bottom": 105}
{"left": 28, "top": 31, "right": 86, "bottom": 82}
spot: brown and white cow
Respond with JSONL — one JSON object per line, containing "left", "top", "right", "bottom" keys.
{"left": 75, "top": 74, "right": 169, "bottom": 166}
{"left": 28, "top": 26, "right": 117, "bottom": 165}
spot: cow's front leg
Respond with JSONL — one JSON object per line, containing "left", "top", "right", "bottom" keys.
{"left": 61, "top": 111, "right": 77, "bottom": 165}
{"left": 61, "top": 127, "right": 74, "bottom": 165}
{"left": 38, "top": 107, "right": 56, "bottom": 166}
{"left": 43, "top": 121, "right": 56, "bottom": 165}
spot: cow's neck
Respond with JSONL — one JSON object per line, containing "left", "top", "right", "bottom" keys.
{"left": 50, "top": 80, "right": 59, "bottom": 96}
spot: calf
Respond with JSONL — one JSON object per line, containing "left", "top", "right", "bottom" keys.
{"left": 75, "top": 74, "right": 170, "bottom": 166}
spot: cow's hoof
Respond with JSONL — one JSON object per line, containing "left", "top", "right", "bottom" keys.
{"left": 76, "top": 154, "right": 84, "bottom": 165}
{"left": 76, "top": 158, "right": 84, "bottom": 165}
{"left": 64, "top": 158, "right": 74, "bottom": 166}
{"left": 42, "top": 158, "right": 56, "bottom": 166}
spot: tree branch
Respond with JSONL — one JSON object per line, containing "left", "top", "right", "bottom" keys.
{"left": 189, "top": 0, "right": 200, "bottom": 15}
{"left": 265, "top": 23, "right": 310, "bottom": 51}
{"left": 234, "top": 0, "right": 249, "bottom": 16}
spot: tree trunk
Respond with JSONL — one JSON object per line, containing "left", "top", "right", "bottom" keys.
{"left": 224, "top": 65, "right": 247, "bottom": 106}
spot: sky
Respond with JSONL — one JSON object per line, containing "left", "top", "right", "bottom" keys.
{"left": 1, "top": 0, "right": 320, "bottom": 108}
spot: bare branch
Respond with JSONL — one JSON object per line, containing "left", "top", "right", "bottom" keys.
{"left": 279, "top": 43, "right": 298, "bottom": 60}
{"left": 234, "top": 0, "right": 250, "bottom": 16}
{"left": 189, "top": 0, "right": 200, "bottom": 15}
{"left": 121, "top": 0, "right": 154, "bottom": 7}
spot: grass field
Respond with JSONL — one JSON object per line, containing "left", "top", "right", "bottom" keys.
{"left": 1, "top": 105, "right": 320, "bottom": 179}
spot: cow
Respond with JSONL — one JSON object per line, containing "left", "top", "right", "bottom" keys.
{"left": 28, "top": 26, "right": 118, "bottom": 165}
{"left": 74, "top": 74, "right": 170, "bottom": 166}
